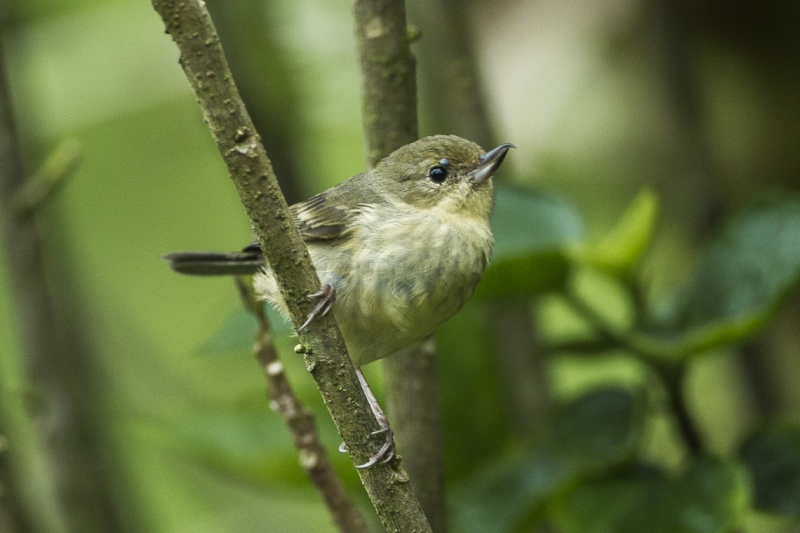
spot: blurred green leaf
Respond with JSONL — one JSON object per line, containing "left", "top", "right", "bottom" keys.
{"left": 670, "top": 193, "right": 800, "bottom": 353}
{"left": 571, "top": 188, "right": 659, "bottom": 276}
{"left": 490, "top": 185, "right": 584, "bottom": 257}
{"left": 453, "top": 449, "right": 570, "bottom": 533}
{"left": 196, "top": 305, "right": 292, "bottom": 357}
{"left": 453, "top": 388, "right": 644, "bottom": 533}
{"left": 551, "top": 457, "right": 750, "bottom": 533}
{"left": 740, "top": 424, "right": 800, "bottom": 518}
{"left": 551, "top": 387, "right": 644, "bottom": 468}
{"left": 476, "top": 185, "right": 583, "bottom": 298}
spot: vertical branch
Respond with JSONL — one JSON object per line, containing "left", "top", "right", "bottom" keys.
{"left": 646, "top": 0, "right": 723, "bottom": 232}
{"left": 0, "top": 40, "right": 68, "bottom": 533}
{"left": 490, "top": 302, "right": 549, "bottom": 435}
{"left": 0, "top": 39, "right": 67, "bottom": 533}
{"left": 382, "top": 337, "right": 446, "bottom": 532}
{"left": 0, "top": 363, "right": 67, "bottom": 533}
{"left": 0, "top": 37, "right": 125, "bottom": 533}
{"left": 150, "top": 1, "right": 431, "bottom": 530}
{"left": 236, "top": 279, "right": 370, "bottom": 533}
{"left": 351, "top": 0, "right": 447, "bottom": 529}
{"left": 352, "top": 0, "right": 418, "bottom": 165}
{"left": 408, "top": 0, "right": 493, "bottom": 148}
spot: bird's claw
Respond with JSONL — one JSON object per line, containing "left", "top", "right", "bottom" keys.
{"left": 355, "top": 425, "right": 395, "bottom": 469}
{"left": 337, "top": 425, "right": 396, "bottom": 469}
{"left": 299, "top": 284, "right": 336, "bottom": 330}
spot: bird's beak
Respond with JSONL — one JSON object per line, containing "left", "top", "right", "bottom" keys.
{"left": 469, "top": 143, "right": 515, "bottom": 184}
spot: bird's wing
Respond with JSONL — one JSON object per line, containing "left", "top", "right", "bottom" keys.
{"left": 289, "top": 173, "right": 384, "bottom": 242}
{"left": 239, "top": 173, "right": 383, "bottom": 256}
{"left": 290, "top": 191, "right": 351, "bottom": 241}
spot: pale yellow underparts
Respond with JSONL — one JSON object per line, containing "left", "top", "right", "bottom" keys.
{"left": 254, "top": 193, "right": 493, "bottom": 368}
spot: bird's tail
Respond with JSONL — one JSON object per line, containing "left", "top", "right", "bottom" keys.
{"left": 163, "top": 244, "right": 264, "bottom": 276}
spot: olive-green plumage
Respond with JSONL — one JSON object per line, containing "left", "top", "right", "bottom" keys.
{"left": 167, "top": 135, "right": 512, "bottom": 368}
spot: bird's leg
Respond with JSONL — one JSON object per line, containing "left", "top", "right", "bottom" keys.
{"left": 338, "top": 368, "right": 396, "bottom": 469}
{"left": 299, "top": 284, "right": 336, "bottom": 330}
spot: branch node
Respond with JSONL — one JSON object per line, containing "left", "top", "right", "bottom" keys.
{"left": 299, "top": 449, "right": 320, "bottom": 470}
{"left": 293, "top": 343, "right": 312, "bottom": 355}
{"left": 265, "top": 360, "right": 284, "bottom": 376}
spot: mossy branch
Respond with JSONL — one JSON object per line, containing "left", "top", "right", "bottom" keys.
{"left": 150, "top": 0, "right": 431, "bottom": 529}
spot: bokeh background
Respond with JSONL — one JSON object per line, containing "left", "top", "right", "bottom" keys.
{"left": 1, "top": 0, "right": 799, "bottom": 531}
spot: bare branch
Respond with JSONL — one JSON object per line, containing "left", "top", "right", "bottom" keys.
{"left": 352, "top": 0, "right": 418, "bottom": 165}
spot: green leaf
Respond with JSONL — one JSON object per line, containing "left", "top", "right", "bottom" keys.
{"left": 672, "top": 193, "right": 800, "bottom": 352}
{"left": 490, "top": 185, "right": 584, "bottom": 258}
{"left": 452, "top": 388, "right": 644, "bottom": 533}
{"left": 453, "top": 450, "right": 572, "bottom": 533}
{"left": 550, "top": 387, "right": 644, "bottom": 468}
{"left": 551, "top": 457, "right": 750, "bottom": 533}
{"left": 476, "top": 185, "right": 583, "bottom": 298}
{"left": 572, "top": 188, "right": 659, "bottom": 276}
{"left": 740, "top": 424, "right": 800, "bottom": 518}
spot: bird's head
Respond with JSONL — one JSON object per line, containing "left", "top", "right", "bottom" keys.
{"left": 374, "top": 135, "right": 514, "bottom": 221}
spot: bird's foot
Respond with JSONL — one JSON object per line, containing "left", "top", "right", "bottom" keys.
{"left": 337, "top": 423, "right": 396, "bottom": 469}
{"left": 356, "top": 424, "right": 395, "bottom": 469}
{"left": 299, "top": 284, "right": 336, "bottom": 330}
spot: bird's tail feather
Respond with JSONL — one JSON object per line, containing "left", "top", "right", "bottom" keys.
{"left": 162, "top": 250, "right": 264, "bottom": 276}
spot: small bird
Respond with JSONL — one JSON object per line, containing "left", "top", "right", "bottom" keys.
{"left": 165, "top": 135, "right": 513, "bottom": 467}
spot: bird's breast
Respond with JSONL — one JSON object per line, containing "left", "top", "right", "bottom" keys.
{"left": 323, "top": 206, "right": 492, "bottom": 365}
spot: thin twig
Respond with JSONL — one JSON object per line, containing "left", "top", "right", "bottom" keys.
{"left": 656, "top": 362, "right": 703, "bottom": 455}
{"left": 11, "top": 139, "right": 81, "bottom": 217}
{"left": 236, "top": 279, "right": 370, "bottom": 533}
{"left": 150, "top": 1, "right": 431, "bottom": 529}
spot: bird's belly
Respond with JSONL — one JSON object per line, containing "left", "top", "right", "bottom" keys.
{"left": 331, "top": 219, "right": 491, "bottom": 367}
{"left": 255, "top": 214, "right": 492, "bottom": 368}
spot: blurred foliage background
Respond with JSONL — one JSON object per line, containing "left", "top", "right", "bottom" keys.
{"left": 1, "top": 0, "right": 799, "bottom": 532}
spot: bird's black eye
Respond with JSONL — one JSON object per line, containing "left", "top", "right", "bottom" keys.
{"left": 429, "top": 165, "right": 448, "bottom": 183}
